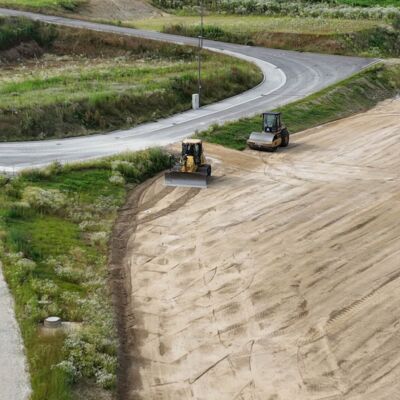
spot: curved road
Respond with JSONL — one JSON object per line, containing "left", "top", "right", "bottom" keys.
{"left": 0, "top": 9, "right": 374, "bottom": 172}
{"left": 0, "top": 8, "right": 374, "bottom": 171}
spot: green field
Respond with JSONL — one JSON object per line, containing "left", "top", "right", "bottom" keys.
{"left": 0, "top": 149, "right": 171, "bottom": 400}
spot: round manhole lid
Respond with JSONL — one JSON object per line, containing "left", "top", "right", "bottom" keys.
{"left": 44, "top": 316, "right": 62, "bottom": 328}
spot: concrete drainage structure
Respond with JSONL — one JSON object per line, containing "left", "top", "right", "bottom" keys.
{"left": 44, "top": 316, "right": 62, "bottom": 329}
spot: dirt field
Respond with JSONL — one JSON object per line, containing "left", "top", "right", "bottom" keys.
{"left": 111, "top": 98, "right": 400, "bottom": 399}
{"left": 77, "top": 0, "right": 162, "bottom": 20}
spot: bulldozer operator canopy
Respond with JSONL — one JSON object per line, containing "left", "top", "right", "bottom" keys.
{"left": 181, "top": 139, "right": 203, "bottom": 162}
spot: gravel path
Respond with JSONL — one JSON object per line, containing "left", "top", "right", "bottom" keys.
{"left": 0, "top": 264, "right": 30, "bottom": 400}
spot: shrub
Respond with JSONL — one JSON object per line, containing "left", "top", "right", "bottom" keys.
{"left": 7, "top": 201, "right": 32, "bottom": 219}
{"left": 12, "top": 257, "right": 36, "bottom": 284}
{"left": 0, "top": 17, "right": 57, "bottom": 51}
{"left": 109, "top": 172, "right": 125, "bottom": 186}
{"left": 22, "top": 186, "right": 67, "bottom": 213}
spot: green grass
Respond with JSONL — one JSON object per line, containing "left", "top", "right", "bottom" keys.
{"left": 0, "top": 0, "right": 83, "bottom": 11}
{"left": 0, "top": 148, "right": 171, "bottom": 400}
{"left": 199, "top": 62, "right": 400, "bottom": 150}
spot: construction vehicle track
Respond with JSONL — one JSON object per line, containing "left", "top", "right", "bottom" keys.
{"left": 110, "top": 99, "right": 400, "bottom": 400}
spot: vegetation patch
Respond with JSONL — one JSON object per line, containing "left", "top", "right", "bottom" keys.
{"left": 198, "top": 62, "right": 400, "bottom": 150}
{"left": 0, "top": 16, "right": 262, "bottom": 141}
{"left": 0, "top": 0, "right": 83, "bottom": 12}
{"left": 0, "top": 148, "right": 171, "bottom": 400}
{"left": 151, "top": 0, "right": 400, "bottom": 19}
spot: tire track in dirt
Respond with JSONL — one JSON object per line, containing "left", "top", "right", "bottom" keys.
{"left": 111, "top": 99, "right": 400, "bottom": 399}
{"left": 108, "top": 175, "right": 200, "bottom": 399}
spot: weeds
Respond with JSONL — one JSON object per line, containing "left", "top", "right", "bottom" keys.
{"left": 0, "top": 148, "right": 171, "bottom": 400}
{"left": 0, "top": 16, "right": 57, "bottom": 50}
{"left": 152, "top": 0, "right": 400, "bottom": 20}
{"left": 0, "top": 0, "right": 83, "bottom": 12}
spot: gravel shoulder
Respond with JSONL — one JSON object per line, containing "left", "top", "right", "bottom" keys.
{"left": 0, "top": 263, "right": 30, "bottom": 400}
{"left": 112, "top": 98, "right": 400, "bottom": 399}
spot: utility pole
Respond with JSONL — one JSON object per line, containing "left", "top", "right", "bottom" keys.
{"left": 197, "top": 0, "right": 204, "bottom": 107}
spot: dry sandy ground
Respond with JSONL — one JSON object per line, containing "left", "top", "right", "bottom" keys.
{"left": 115, "top": 98, "right": 400, "bottom": 399}
{"left": 77, "top": 0, "right": 162, "bottom": 20}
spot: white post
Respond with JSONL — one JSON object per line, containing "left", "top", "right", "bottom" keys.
{"left": 192, "top": 93, "right": 200, "bottom": 110}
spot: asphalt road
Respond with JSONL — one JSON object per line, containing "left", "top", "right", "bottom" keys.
{"left": 0, "top": 8, "right": 374, "bottom": 171}
{"left": 0, "top": 264, "right": 30, "bottom": 400}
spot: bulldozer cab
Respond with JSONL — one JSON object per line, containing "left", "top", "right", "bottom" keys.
{"left": 182, "top": 139, "right": 203, "bottom": 165}
{"left": 165, "top": 138, "right": 211, "bottom": 188}
{"left": 263, "top": 112, "right": 281, "bottom": 133}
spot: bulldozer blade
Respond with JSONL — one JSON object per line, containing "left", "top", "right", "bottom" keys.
{"left": 164, "top": 171, "right": 208, "bottom": 188}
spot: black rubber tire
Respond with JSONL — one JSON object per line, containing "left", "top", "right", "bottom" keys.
{"left": 207, "top": 165, "right": 212, "bottom": 176}
{"left": 280, "top": 132, "right": 290, "bottom": 148}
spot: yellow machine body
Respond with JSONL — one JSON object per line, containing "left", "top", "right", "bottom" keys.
{"left": 165, "top": 139, "right": 211, "bottom": 188}
{"left": 247, "top": 112, "right": 290, "bottom": 151}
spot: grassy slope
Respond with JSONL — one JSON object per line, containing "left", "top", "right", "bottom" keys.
{"left": 134, "top": 15, "right": 383, "bottom": 35}
{"left": 0, "top": 0, "right": 82, "bottom": 11}
{"left": 0, "top": 17, "right": 262, "bottom": 141}
{"left": 0, "top": 149, "right": 171, "bottom": 400}
{"left": 199, "top": 62, "right": 400, "bottom": 150}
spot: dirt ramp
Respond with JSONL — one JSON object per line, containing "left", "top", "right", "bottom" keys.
{"left": 112, "top": 99, "right": 400, "bottom": 399}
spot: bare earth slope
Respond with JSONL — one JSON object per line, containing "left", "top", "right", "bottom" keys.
{"left": 115, "top": 99, "right": 400, "bottom": 399}
{"left": 77, "top": 0, "right": 162, "bottom": 20}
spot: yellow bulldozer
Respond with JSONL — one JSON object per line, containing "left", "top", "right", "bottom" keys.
{"left": 247, "top": 112, "right": 290, "bottom": 151}
{"left": 165, "top": 139, "right": 212, "bottom": 188}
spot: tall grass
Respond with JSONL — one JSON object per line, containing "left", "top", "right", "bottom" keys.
{"left": 152, "top": 0, "right": 400, "bottom": 20}
{"left": 0, "top": 0, "right": 83, "bottom": 11}
{"left": 0, "top": 148, "right": 171, "bottom": 400}
{"left": 161, "top": 21, "right": 400, "bottom": 57}
{"left": 0, "top": 16, "right": 56, "bottom": 50}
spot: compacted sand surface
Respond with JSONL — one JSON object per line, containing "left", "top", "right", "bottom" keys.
{"left": 112, "top": 99, "right": 400, "bottom": 399}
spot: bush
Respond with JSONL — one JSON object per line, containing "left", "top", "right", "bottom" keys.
{"left": 22, "top": 186, "right": 67, "bottom": 214}
{"left": 0, "top": 17, "right": 57, "bottom": 51}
